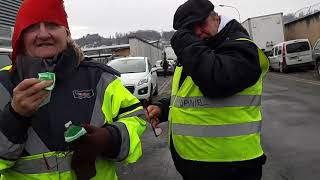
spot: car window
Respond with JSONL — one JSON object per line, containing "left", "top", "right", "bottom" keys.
{"left": 277, "top": 47, "right": 282, "bottom": 55}
{"left": 0, "top": 54, "right": 11, "bottom": 68}
{"left": 108, "top": 59, "right": 146, "bottom": 74}
{"left": 274, "top": 47, "right": 279, "bottom": 56}
{"left": 286, "top": 41, "right": 310, "bottom": 53}
{"left": 270, "top": 48, "right": 274, "bottom": 56}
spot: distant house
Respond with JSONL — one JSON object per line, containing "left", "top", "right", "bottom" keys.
{"left": 285, "top": 11, "right": 320, "bottom": 47}
{"left": 0, "top": 0, "right": 22, "bottom": 48}
{"left": 81, "top": 36, "right": 163, "bottom": 65}
{"left": 128, "top": 36, "right": 163, "bottom": 66}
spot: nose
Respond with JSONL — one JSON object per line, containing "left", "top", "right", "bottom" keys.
{"left": 37, "top": 22, "right": 51, "bottom": 39}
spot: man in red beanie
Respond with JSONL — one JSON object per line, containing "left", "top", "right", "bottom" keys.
{"left": 146, "top": 0, "right": 268, "bottom": 179}
{"left": 0, "top": 0, "right": 146, "bottom": 179}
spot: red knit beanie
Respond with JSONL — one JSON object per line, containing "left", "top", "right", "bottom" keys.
{"left": 11, "top": 0, "right": 69, "bottom": 65}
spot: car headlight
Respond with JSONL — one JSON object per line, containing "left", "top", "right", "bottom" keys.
{"left": 138, "top": 77, "right": 148, "bottom": 86}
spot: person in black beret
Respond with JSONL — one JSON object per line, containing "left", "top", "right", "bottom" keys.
{"left": 146, "top": 0, "right": 269, "bottom": 179}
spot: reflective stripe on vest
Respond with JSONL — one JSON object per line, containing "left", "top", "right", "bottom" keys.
{"left": 171, "top": 95, "right": 261, "bottom": 108}
{"left": 25, "top": 128, "right": 50, "bottom": 155}
{"left": 90, "top": 72, "right": 116, "bottom": 127}
{"left": 12, "top": 153, "right": 72, "bottom": 174}
{"left": 0, "top": 83, "right": 11, "bottom": 111}
{"left": 0, "top": 65, "right": 12, "bottom": 71}
{"left": 172, "top": 121, "right": 261, "bottom": 137}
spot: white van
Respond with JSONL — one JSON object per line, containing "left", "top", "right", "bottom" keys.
{"left": 269, "top": 39, "right": 314, "bottom": 73}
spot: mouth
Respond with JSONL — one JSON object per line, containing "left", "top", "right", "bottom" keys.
{"left": 36, "top": 43, "right": 54, "bottom": 47}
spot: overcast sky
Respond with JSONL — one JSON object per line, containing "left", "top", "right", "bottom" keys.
{"left": 64, "top": 0, "right": 320, "bottom": 39}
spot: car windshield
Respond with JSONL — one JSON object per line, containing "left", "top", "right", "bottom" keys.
{"left": 286, "top": 42, "right": 310, "bottom": 53}
{"left": 0, "top": 54, "right": 11, "bottom": 68}
{"left": 108, "top": 58, "right": 146, "bottom": 74}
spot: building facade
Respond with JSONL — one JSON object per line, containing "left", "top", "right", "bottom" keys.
{"left": 285, "top": 11, "right": 320, "bottom": 47}
{"left": 129, "top": 36, "right": 163, "bottom": 66}
{"left": 0, "top": 0, "right": 22, "bottom": 48}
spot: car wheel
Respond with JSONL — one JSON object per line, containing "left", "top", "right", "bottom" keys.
{"left": 269, "top": 65, "right": 274, "bottom": 72}
{"left": 153, "top": 84, "right": 158, "bottom": 96}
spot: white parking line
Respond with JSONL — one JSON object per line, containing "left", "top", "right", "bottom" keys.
{"left": 268, "top": 73, "right": 320, "bottom": 86}
{"left": 159, "top": 78, "right": 172, "bottom": 95}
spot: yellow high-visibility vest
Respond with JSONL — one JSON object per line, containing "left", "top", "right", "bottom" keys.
{"left": 169, "top": 38, "right": 269, "bottom": 162}
{"left": 0, "top": 65, "right": 12, "bottom": 71}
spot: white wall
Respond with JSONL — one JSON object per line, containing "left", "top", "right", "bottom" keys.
{"left": 242, "top": 13, "right": 285, "bottom": 51}
{"left": 164, "top": 46, "right": 177, "bottom": 61}
{"left": 129, "top": 38, "right": 162, "bottom": 66}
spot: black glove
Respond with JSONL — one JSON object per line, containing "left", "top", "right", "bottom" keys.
{"left": 170, "top": 29, "right": 202, "bottom": 60}
{"left": 70, "top": 124, "right": 110, "bottom": 180}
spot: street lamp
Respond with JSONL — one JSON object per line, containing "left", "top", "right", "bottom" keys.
{"left": 219, "top": 4, "right": 241, "bottom": 22}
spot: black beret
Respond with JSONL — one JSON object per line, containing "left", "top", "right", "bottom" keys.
{"left": 173, "top": 0, "right": 215, "bottom": 30}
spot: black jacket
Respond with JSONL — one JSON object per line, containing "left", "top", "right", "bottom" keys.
{"left": 171, "top": 19, "right": 261, "bottom": 98}
{"left": 154, "top": 20, "right": 266, "bottom": 170}
{"left": 0, "top": 48, "right": 123, "bottom": 158}
{"left": 157, "top": 20, "right": 262, "bottom": 123}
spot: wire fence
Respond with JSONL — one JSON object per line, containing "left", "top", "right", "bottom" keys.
{"left": 285, "top": 2, "right": 320, "bottom": 23}
{"left": 294, "top": 2, "right": 320, "bottom": 18}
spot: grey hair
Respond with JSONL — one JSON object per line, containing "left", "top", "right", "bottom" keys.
{"left": 67, "top": 40, "right": 84, "bottom": 63}
{"left": 210, "top": 11, "right": 219, "bottom": 17}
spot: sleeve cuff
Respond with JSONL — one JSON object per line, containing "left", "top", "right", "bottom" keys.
{"left": 152, "top": 97, "right": 170, "bottom": 123}
{"left": 102, "top": 125, "right": 121, "bottom": 159}
{"left": 0, "top": 103, "right": 31, "bottom": 144}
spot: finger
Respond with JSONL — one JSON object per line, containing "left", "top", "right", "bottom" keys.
{"left": 30, "top": 92, "right": 50, "bottom": 108}
{"left": 24, "top": 80, "right": 53, "bottom": 96}
{"left": 15, "top": 78, "right": 40, "bottom": 91}
{"left": 144, "top": 109, "right": 151, "bottom": 122}
{"left": 152, "top": 119, "right": 160, "bottom": 128}
{"left": 146, "top": 105, "right": 155, "bottom": 113}
{"left": 148, "top": 108, "right": 160, "bottom": 120}
{"left": 81, "top": 124, "right": 96, "bottom": 134}
{"left": 28, "top": 90, "right": 49, "bottom": 103}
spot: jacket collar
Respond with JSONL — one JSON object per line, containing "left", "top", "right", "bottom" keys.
{"left": 205, "top": 19, "right": 250, "bottom": 48}
{"left": 15, "top": 47, "right": 79, "bottom": 81}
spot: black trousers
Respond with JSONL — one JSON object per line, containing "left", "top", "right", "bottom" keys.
{"left": 170, "top": 139, "right": 266, "bottom": 180}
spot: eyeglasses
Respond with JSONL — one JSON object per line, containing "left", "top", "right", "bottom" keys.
{"left": 144, "top": 101, "right": 163, "bottom": 137}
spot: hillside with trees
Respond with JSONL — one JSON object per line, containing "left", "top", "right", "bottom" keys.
{"left": 75, "top": 30, "right": 175, "bottom": 48}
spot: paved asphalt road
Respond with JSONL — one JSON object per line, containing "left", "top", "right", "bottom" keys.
{"left": 118, "top": 70, "right": 320, "bottom": 180}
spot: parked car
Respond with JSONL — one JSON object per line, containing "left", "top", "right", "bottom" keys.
{"left": 269, "top": 39, "right": 314, "bottom": 73}
{"left": 0, "top": 48, "right": 12, "bottom": 69}
{"left": 155, "top": 60, "right": 175, "bottom": 76}
{"left": 0, "top": 48, "right": 12, "bottom": 112}
{"left": 312, "top": 39, "right": 320, "bottom": 77}
{"left": 107, "top": 57, "right": 158, "bottom": 101}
